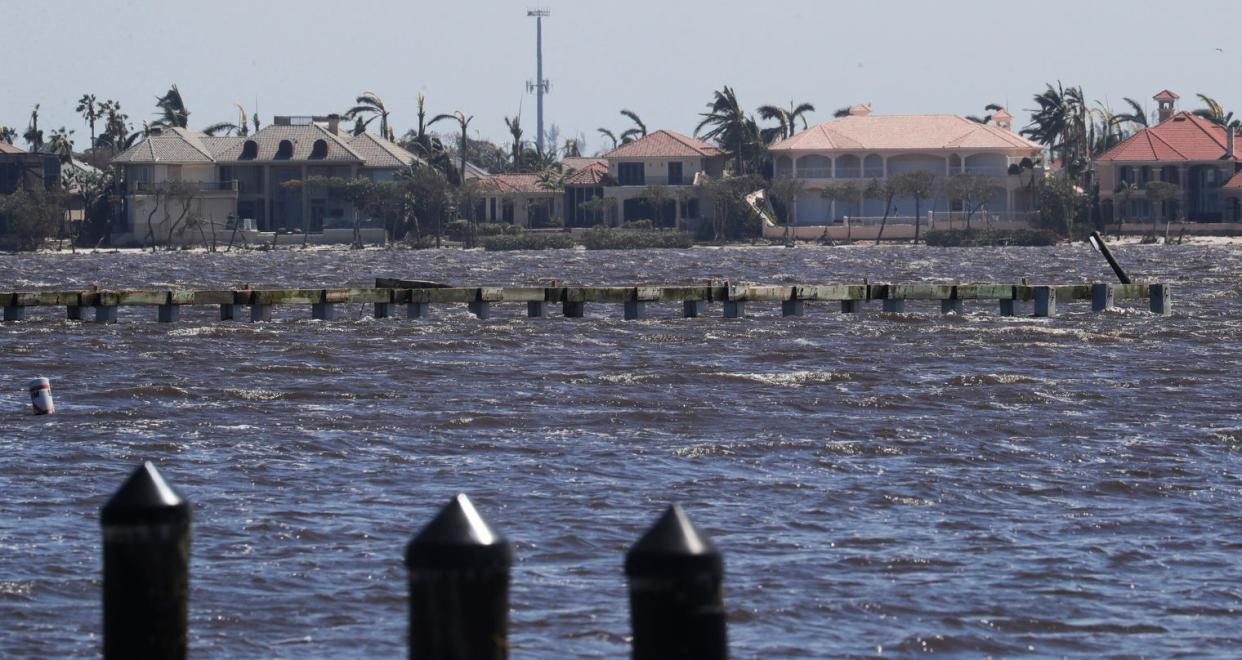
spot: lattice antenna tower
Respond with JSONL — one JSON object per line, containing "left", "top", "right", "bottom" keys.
{"left": 526, "top": 8, "right": 551, "bottom": 154}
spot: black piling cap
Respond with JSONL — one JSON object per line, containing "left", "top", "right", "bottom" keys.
{"left": 625, "top": 504, "right": 723, "bottom": 578}
{"left": 100, "top": 461, "right": 190, "bottom": 527}
{"left": 405, "top": 494, "right": 512, "bottom": 571}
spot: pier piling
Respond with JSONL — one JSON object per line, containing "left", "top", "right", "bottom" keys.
{"left": 250, "top": 304, "right": 271, "bottom": 323}
{"left": 219, "top": 304, "right": 242, "bottom": 321}
{"left": 998, "top": 299, "right": 1016, "bottom": 316}
{"left": 624, "top": 301, "right": 646, "bottom": 320}
{"left": 882, "top": 299, "right": 906, "bottom": 313}
{"left": 781, "top": 300, "right": 805, "bottom": 317}
{"left": 311, "top": 303, "right": 336, "bottom": 321}
{"left": 723, "top": 301, "right": 745, "bottom": 319}
{"left": 563, "top": 302, "right": 585, "bottom": 318}
{"left": 101, "top": 462, "right": 190, "bottom": 660}
{"left": 67, "top": 305, "right": 82, "bottom": 320}
{"left": 625, "top": 504, "right": 726, "bottom": 660}
{"left": 3, "top": 304, "right": 25, "bottom": 322}
{"left": 157, "top": 304, "right": 180, "bottom": 324}
{"left": 94, "top": 305, "right": 118, "bottom": 324}
{"left": 407, "top": 302, "right": 429, "bottom": 319}
{"left": 527, "top": 301, "right": 546, "bottom": 317}
{"left": 373, "top": 302, "right": 392, "bottom": 319}
{"left": 840, "top": 300, "right": 863, "bottom": 314}
{"left": 1092, "top": 283, "right": 1115, "bottom": 312}
{"left": 940, "top": 299, "right": 963, "bottom": 315}
{"left": 683, "top": 300, "right": 707, "bottom": 318}
{"left": 1034, "top": 286, "right": 1056, "bottom": 318}
{"left": 406, "top": 494, "right": 511, "bottom": 660}
{"left": 1150, "top": 283, "right": 1172, "bottom": 315}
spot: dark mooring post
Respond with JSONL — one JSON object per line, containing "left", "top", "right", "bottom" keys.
{"left": 1089, "top": 231, "right": 1132, "bottom": 284}
{"left": 625, "top": 504, "right": 726, "bottom": 660}
{"left": 101, "top": 462, "right": 191, "bottom": 660}
{"left": 406, "top": 494, "right": 511, "bottom": 660}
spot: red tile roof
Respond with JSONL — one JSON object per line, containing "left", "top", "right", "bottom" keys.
{"left": 1096, "top": 112, "right": 1239, "bottom": 162}
{"left": 1223, "top": 171, "right": 1242, "bottom": 190}
{"left": 603, "top": 130, "right": 724, "bottom": 159}
{"left": 770, "top": 114, "right": 1042, "bottom": 152}
{"left": 0, "top": 142, "right": 25, "bottom": 154}
{"left": 478, "top": 173, "right": 554, "bottom": 195}
{"left": 561, "top": 157, "right": 606, "bottom": 171}
{"left": 564, "top": 161, "right": 609, "bottom": 186}
{"left": 1153, "top": 90, "right": 1180, "bottom": 102}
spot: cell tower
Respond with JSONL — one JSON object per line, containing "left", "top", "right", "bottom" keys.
{"left": 526, "top": 8, "right": 551, "bottom": 154}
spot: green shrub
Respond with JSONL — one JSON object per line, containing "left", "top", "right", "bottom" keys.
{"left": 581, "top": 228, "right": 694, "bottom": 250}
{"left": 445, "top": 220, "right": 516, "bottom": 242}
{"left": 482, "top": 233, "right": 576, "bottom": 251}
{"left": 622, "top": 219, "right": 654, "bottom": 230}
{"left": 923, "top": 228, "right": 1059, "bottom": 247}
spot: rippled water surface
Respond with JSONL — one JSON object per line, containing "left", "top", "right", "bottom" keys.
{"left": 2, "top": 244, "right": 1242, "bottom": 657}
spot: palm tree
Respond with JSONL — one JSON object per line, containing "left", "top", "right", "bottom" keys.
{"left": 429, "top": 110, "right": 474, "bottom": 187}
{"left": 758, "top": 101, "right": 816, "bottom": 141}
{"left": 832, "top": 107, "right": 852, "bottom": 118}
{"left": 47, "top": 128, "right": 75, "bottom": 163}
{"left": 504, "top": 115, "right": 525, "bottom": 171}
{"left": 1193, "top": 94, "right": 1239, "bottom": 130}
{"left": 23, "top": 105, "right": 43, "bottom": 151}
{"left": 201, "top": 104, "right": 250, "bottom": 137}
{"left": 562, "top": 138, "right": 581, "bottom": 158}
{"left": 346, "top": 91, "right": 393, "bottom": 140}
{"left": 966, "top": 103, "right": 1004, "bottom": 124}
{"left": 1114, "top": 97, "right": 1149, "bottom": 129}
{"left": 619, "top": 109, "right": 647, "bottom": 143}
{"left": 696, "top": 86, "right": 752, "bottom": 174}
{"left": 153, "top": 84, "right": 190, "bottom": 128}
{"left": 597, "top": 128, "right": 618, "bottom": 152}
{"left": 0, "top": 126, "right": 16, "bottom": 144}
{"left": 1021, "top": 82, "right": 1089, "bottom": 177}
{"left": 76, "top": 94, "right": 100, "bottom": 149}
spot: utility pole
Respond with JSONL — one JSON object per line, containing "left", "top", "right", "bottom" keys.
{"left": 526, "top": 9, "right": 551, "bottom": 155}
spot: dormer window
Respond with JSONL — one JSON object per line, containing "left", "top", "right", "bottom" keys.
{"left": 310, "top": 139, "right": 328, "bottom": 159}
{"left": 275, "top": 140, "right": 294, "bottom": 160}
{"left": 240, "top": 140, "right": 258, "bottom": 160}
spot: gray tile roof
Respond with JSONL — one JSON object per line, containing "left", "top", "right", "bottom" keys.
{"left": 346, "top": 132, "right": 419, "bottom": 169}
{"left": 111, "top": 127, "right": 215, "bottom": 163}
{"left": 210, "top": 124, "right": 364, "bottom": 163}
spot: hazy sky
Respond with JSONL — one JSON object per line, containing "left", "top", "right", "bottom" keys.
{"left": 4, "top": 0, "right": 1239, "bottom": 155}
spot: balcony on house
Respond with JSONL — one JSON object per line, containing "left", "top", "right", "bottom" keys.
{"left": 614, "top": 162, "right": 699, "bottom": 187}
{"left": 130, "top": 180, "right": 239, "bottom": 195}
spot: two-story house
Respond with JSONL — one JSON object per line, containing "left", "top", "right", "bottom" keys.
{"left": 598, "top": 130, "right": 726, "bottom": 228}
{"left": 111, "top": 115, "right": 422, "bottom": 245}
{"left": 769, "top": 104, "right": 1044, "bottom": 225}
{"left": 1095, "top": 91, "right": 1242, "bottom": 224}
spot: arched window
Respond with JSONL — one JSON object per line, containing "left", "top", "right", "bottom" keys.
{"left": 310, "top": 139, "right": 328, "bottom": 159}
{"left": 275, "top": 140, "right": 294, "bottom": 160}
{"left": 240, "top": 140, "right": 258, "bottom": 160}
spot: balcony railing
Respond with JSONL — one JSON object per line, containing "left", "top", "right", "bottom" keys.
{"left": 131, "top": 181, "right": 239, "bottom": 194}
{"left": 615, "top": 174, "right": 700, "bottom": 187}
{"left": 794, "top": 168, "right": 831, "bottom": 179}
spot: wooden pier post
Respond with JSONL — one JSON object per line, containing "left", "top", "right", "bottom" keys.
{"left": 625, "top": 504, "right": 726, "bottom": 660}
{"left": 1150, "top": 283, "right": 1172, "bottom": 315}
{"left": 1034, "top": 286, "right": 1056, "bottom": 317}
{"left": 527, "top": 301, "right": 546, "bottom": 317}
{"left": 998, "top": 299, "right": 1016, "bottom": 316}
{"left": 373, "top": 303, "right": 392, "bottom": 319}
{"left": 157, "top": 305, "right": 180, "bottom": 323}
{"left": 405, "top": 494, "right": 511, "bottom": 660}
{"left": 840, "top": 300, "right": 862, "bottom": 314}
{"left": 882, "top": 299, "right": 905, "bottom": 313}
{"left": 563, "top": 302, "right": 585, "bottom": 318}
{"left": 95, "top": 305, "right": 118, "bottom": 324}
{"left": 3, "top": 304, "right": 25, "bottom": 322}
{"left": 219, "top": 304, "right": 242, "bottom": 321}
{"left": 1091, "top": 283, "right": 1114, "bottom": 312}
{"left": 467, "top": 302, "right": 491, "bottom": 319}
{"left": 781, "top": 300, "right": 805, "bottom": 317}
{"left": 67, "top": 305, "right": 82, "bottom": 320}
{"left": 624, "top": 301, "right": 646, "bottom": 320}
{"left": 407, "top": 303, "right": 429, "bottom": 319}
{"left": 723, "top": 301, "right": 745, "bottom": 318}
{"left": 311, "top": 303, "right": 336, "bottom": 321}
{"left": 101, "top": 462, "right": 190, "bottom": 660}
{"left": 683, "top": 300, "right": 707, "bottom": 318}
{"left": 940, "top": 299, "right": 963, "bottom": 315}
{"left": 250, "top": 304, "right": 271, "bottom": 323}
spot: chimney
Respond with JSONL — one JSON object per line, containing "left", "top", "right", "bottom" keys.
{"left": 993, "top": 108, "right": 1014, "bottom": 131}
{"left": 327, "top": 113, "right": 340, "bottom": 136}
{"left": 1153, "top": 89, "right": 1179, "bottom": 123}
{"left": 1229, "top": 129, "right": 1236, "bottom": 160}
{"left": 848, "top": 103, "right": 872, "bottom": 117}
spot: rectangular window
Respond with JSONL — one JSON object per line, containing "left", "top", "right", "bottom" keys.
{"left": 618, "top": 162, "right": 645, "bottom": 186}
{"left": 668, "top": 162, "right": 683, "bottom": 185}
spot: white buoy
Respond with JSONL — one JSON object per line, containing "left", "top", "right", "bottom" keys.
{"left": 28, "top": 377, "right": 54, "bottom": 415}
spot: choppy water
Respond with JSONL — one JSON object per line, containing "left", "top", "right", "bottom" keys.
{"left": 1, "top": 244, "right": 1241, "bottom": 657}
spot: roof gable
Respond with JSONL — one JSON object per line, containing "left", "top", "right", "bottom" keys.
{"left": 347, "top": 133, "right": 420, "bottom": 169}
{"left": 210, "top": 124, "right": 364, "bottom": 162}
{"left": 603, "top": 130, "right": 725, "bottom": 159}
{"left": 112, "top": 127, "right": 217, "bottom": 164}
{"left": 1096, "top": 112, "right": 1236, "bottom": 162}
{"left": 565, "top": 161, "right": 609, "bottom": 186}
{"left": 478, "top": 173, "right": 554, "bottom": 194}
{"left": 771, "top": 114, "right": 1042, "bottom": 152}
